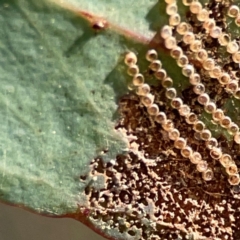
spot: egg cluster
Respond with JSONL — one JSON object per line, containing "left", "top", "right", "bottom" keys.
{"left": 124, "top": 0, "right": 240, "bottom": 186}
{"left": 81, "top": 1, "right": 240, "bottom": 239}
{"left": 228, "top": 4, "right": 240, "bottom": 27}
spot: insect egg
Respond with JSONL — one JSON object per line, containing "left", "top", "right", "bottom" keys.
{"left": 193, "top": 121, "right": 205, "bottom": 132}
{"left": 200, "top": 129, "right": 211, "bottom": 141}
{"left": 181, "top": 146, "right": 193, "bottom": 158}
{"left": 202, "top": 168, "right": 214, "bottom": 181}
{"left": 212, "top": 109, "right": 224, "bottom": 121}
{"left": 160, "top": 25, "right": 173, "bottom": 39}
{"left": 226, "top": 80, "right": 238, "bottom": 93}
{"left": 182, "top": 64, "right": 194, "bottom": 77}
{"left": 183, "top": 32, "right": 195, "bottom": 45}
{"left": 190, "top": 40, "right": 202, "bottom": 52}
{"left": 196, "top": 49, "right": 208, "bottom": 62}
{"left": 218, "top": 33, "right": 230, "bottom": 46}
{"left": 155, "top": 112, "right": 167, "bottom": 124}
{"left": 189, "top": 73, "right": 201, "bottom": 85}
{"left": 234, "top": 89, "right": 240, "bottom": 99}
{"left": 165, "top": 88, "right": 177, "bottom": 99}
{"left": 178, "top": 104, "right": 191, "bottom": 117}
{"left": 164, "top": 0, "right": 176, "bottom": 5}
{"left": 204, "top": 101, "right": 216, "bottom": 113}
{"left": 185, "top": 113, "right": 197, "bottom": 124}
{"left": 228, "top": 174, "right": 240, "bottom": 185}
{"left": 174, "top": 137, "right": 187, "bottom": 149}
{"left": 168, "top": 128, "right": 180, "bottom": 140}
{"left": 209, "top": 66, "right": 222, "bottom": 78}
{"left": 206, "top": 137, "right": 218, "bottom": 150}
{"left": 171, "top": 98, "right": 183, "bottom": 109}
{"left": 176, "top": 22, "right": 189, "bottom": 35}
{"left": 146, "top": 49, "right": 158, "bottom": 62}
{"left": 235, "top": 15, "right": 240, "bottom": 27}
{"left": 197, "top": 9, "right": 209, "bottom": 22}
{"left": 202, "top": 58, "right": 215, "bottom": 71}
{"left": 197, "top": 160, "right": 208, "bottom": 172}
{"left": 124, "top": 52, "right": 137, "bottom": 66}
{"left": 234, "top": 132, "right": 240, "bottom": 144}
{"left": 193, "top": 83, "right": 205, "bottom": 95}
{"left": 132, "top": 74, "right": 144, "bottom": 86}
{"left": 127, "top": 64, "right": 139, "bottom": 76}
{"left": 227, "top": 123, "right": 239, "bottom": 135}
{"left": 169, "top": 13, "right": 181, "bottom": 26}
{"left": 218, "top": 73, "right": 230, "bottom": 85}
{"left": 155, "top": 69, "right": 167, "bottom": 80}
{"left": 194, "top": 132, "right": 201, "bottom": 142}
{"left": 210, "top": 147, "right": 222, "bottom": 160}
{"left": 141, "top": 93, "right": 154, "bottom": 107}
{"left": 220, "top": 154, "right": 233, "bottom": 167}
{"left": 228, "top": 5, "right": 239, "bottom": 18}
{"left": 149, "top": 60, "right": 162, "bottom": 72}
{"left": 226, "top": 164, "right": 238, "bottom": 175}
{"left": 182, "top": 0, "right": 193, "bottom": 6}
{"left": 232, "top": 51, "right": 240, "bottom": 63}
{"left": 164, "top": 36, "right": 177, "bottom": 49}
{"left": 209, "top": 26, "right": 222, "bottom": 39}
{"left": 220, "top": 116, "right": 232, "bottom": 128}
{"left": 162, "top": 119, "right": 175, "bottom": 131}
{"left": 177, "top": 55, "right": 189, "bottom": 67}
{"left": 166, "top": 3, "right": 178, "bottom": 15}
{"left": 147, "top": 104, "right": 160, "bottom": 116}
{"left": 189, "top": 1, "right": 202, "bottom": 14}
{"left": 227, "top": 41, "right": 239, "bottom": 54}
{"left": 203, "top": 18, "right": 216, "bottom": 31}
{"left": 197, "top": 93, "right": 210, "bottom": 106}
{"left": 136, "top": 84, "right": 150, "bottom": 96}
{"left": 162, "top": 77, "right": 173, "bottom": 88}
{"left": 170, "top": 46, "right": 183, "bottom": 59}
{"left": 189, "top": 151, "right": 202, "bottom": 164}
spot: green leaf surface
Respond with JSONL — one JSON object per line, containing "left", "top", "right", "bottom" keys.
{"left": 2, "top": 0, "right": 240, "bottom": 239}
{"left": 0, "top": 0, "right": 134, "bottom": 215}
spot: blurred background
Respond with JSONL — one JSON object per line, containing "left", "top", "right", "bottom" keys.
{"left": 0, "top": 202, "right": 106, "bottom": 240}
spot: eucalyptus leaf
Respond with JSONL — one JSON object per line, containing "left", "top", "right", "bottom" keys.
{"left": 0, "top": 0, "right": 134, "bottom": 214}
{"left": 2, "top": 0, "right": 240, "bottom": 240}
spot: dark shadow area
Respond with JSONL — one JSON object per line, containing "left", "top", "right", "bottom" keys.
{"left": 104, "top": 65, "right": 128, "bottom": 102}
{"left": 64, "top": 14, "right": 98, "bottom": 58}
{"left": 144, "top": 1, "right": 171, "bottom": 53}
{"left": 64, "top": 30, "right": 95, "bottom": 58}
{"left": 145, "top": 0, "right": 168, "bottom": 32}
{"left": 19, "top": 0, "right": 97, "bottom": 58}
{"left": 104, "top": 66, "right": 129, "bottom": 122}
{"left": 104, "top": 36, "right": 151, "bottom": 121}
